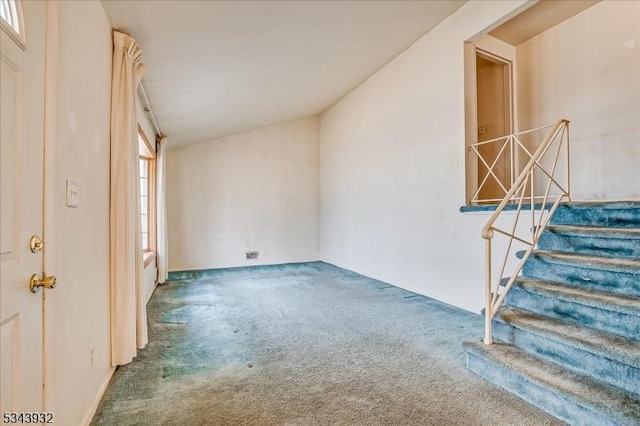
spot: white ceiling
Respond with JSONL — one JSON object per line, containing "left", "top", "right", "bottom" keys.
{"left": 100, "top": 0, "right": 466, "bottom": 146}
{"left": 489, "top": 0, "right": 599, "bottom": 46}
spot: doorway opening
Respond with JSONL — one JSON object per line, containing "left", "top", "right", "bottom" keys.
{"left": 475, "top": 50, "right": 513, "bottom": 203}
{"left": 464, "top": 45, "right": 514, "bottom": 205}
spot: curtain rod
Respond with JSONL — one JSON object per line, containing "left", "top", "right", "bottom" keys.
{"left": 138, "top": 82, "right": 163, "bottom": 139}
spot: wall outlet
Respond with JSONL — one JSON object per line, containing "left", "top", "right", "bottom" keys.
{"left": 66, "top": 180, "right": 79, "bottom": 208}
{"left": 246, "top": 251, "right": 259, "bottom": 260}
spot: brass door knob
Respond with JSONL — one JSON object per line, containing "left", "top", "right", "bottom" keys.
{"left": 30, "top": 273, "right": 57, "bottom": 293}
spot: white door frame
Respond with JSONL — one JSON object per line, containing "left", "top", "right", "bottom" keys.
{"left": 42, "top": 0, "right": 58, "bottom": 412}
{"left": 464, "top": 42, "right": 516, "bottom": 204}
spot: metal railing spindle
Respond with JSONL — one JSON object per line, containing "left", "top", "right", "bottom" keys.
{"left": 470, "top": 120, "right": 571, "bottom": 345}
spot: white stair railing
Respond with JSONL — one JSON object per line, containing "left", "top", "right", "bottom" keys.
{"left": 474, "top": 119, "right": 571, "bottom": 344}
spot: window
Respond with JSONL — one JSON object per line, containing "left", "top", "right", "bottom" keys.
{"left": 138, "top": 127, "right": 156, "bottom": 259}
{"left": 0, "top": 0, "right": 25, "bottom": 48}
{"left": 139, "top": 157, "right": 150, "bottom": 251}
{"left": 0, "top": 0, "right": 19, "bottom": 32}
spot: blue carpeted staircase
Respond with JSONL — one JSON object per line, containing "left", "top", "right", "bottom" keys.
{"left": 464, "top": 202, "right": 640, "bottom": 425}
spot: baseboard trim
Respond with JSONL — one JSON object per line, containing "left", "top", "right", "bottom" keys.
{"left": 168, "top": 260, "right": 323, "bottom": 280}
{"left": 147, "top": 281, "right": 159, "bottom": 304}
{"left": 81, "top": 366, "right": 116, "bottom": 426}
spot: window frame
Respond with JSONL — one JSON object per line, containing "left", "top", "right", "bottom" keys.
{"left": 138, "top": 126, "right": 156, "bottom": 266}
{"left": 0, "top": 0, "right": 26, "bottom": 49}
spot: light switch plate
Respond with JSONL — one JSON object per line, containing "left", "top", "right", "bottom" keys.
{"left": 66, "top": 180, "right": 79, "bottom": 208}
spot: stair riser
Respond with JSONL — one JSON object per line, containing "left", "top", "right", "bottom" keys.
{"left": 551, "top": 206, "right": 640, "bottom": 228}
{"left": 537, "top": 232, "right": 640, "bottom": 260}
{"left": 465, "top": 351, "right": 619, "bottom": 426}
{"left": 492, "top": 321, "right": 640, "bottom": 396}
{"left": 522, "top": 257, "right": 640, "bottom": 297}
{"left": 505, "top": 287, "right": 640, "bottom": 341}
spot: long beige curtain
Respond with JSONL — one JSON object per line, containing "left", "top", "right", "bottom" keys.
{"left": 156, "top": 136, "right": 169, "bottom": 284}
{"left": 110, "top": 31, "right": 148, "bottom": 366}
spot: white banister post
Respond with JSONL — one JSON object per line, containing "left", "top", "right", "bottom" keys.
{"left": 484, "top": 237, "right": 493, "bottom": 345}
{"left": 531, "top": 169, "right": 535, "bottom": 235}
{"left": 566, "top": 122, "right": 571, "bottom": 200}
{"left": 510, "top": 136, "right": 515, "bottom": 188}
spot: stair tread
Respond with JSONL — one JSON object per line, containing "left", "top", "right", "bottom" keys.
{"left": 513, "top": 277, "right": 640, "bottom": 317}
{"left": 496, "top": 307, "right": 640, "bottom": 367}
{"left": 468, "top": 201, "right": 640, "bottom": 423}
{"left": 464, "top": 340, "right": 640, "bottom": 423}
{"left": 546, "top": 224, "right": 640, "bottom": 238}
{"left": 558, "top": 201, "right": 640, "bottom": 210}
{"left": 531, "top": 250, "right": 640, "bottom": 271}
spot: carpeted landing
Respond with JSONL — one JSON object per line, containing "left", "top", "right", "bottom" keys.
{"left": 92, "top": 262, "right": 561, "bottom": 426}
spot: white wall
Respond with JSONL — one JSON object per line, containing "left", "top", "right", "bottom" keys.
{"left": 144, "top": 257, "right": 157, "bottom": 303}
{"left": 167, "top": 116, "right": 320, "bottom": 271}
{"left": 517, "top": 0, "right": 640, "bottom": 201}
{"left": 136, "top": 93, "right": 156, "bottom": 149}
{"left": 319, "top": 1, "right": 532, "bottom": 313}
{"left": 49, "top": 1, "right": 113, "bottom": 424}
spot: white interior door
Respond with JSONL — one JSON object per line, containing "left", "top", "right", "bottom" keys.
{"left": 1, "top": 0, "right": 48, "bottom": 412}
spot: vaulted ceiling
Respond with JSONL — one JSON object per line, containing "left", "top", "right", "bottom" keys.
{"left": 100, "top": 0, "right": 466, "bottom": 146}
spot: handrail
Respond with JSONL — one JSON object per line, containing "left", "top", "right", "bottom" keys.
{"left": 473, "top": 122, "right": 556, "bottom": 147}
{"left": 481, "top": 120, "right": 567, "bottom": 239}
{"left": 478, "top": 119, "right": 571, "bottom": 345}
